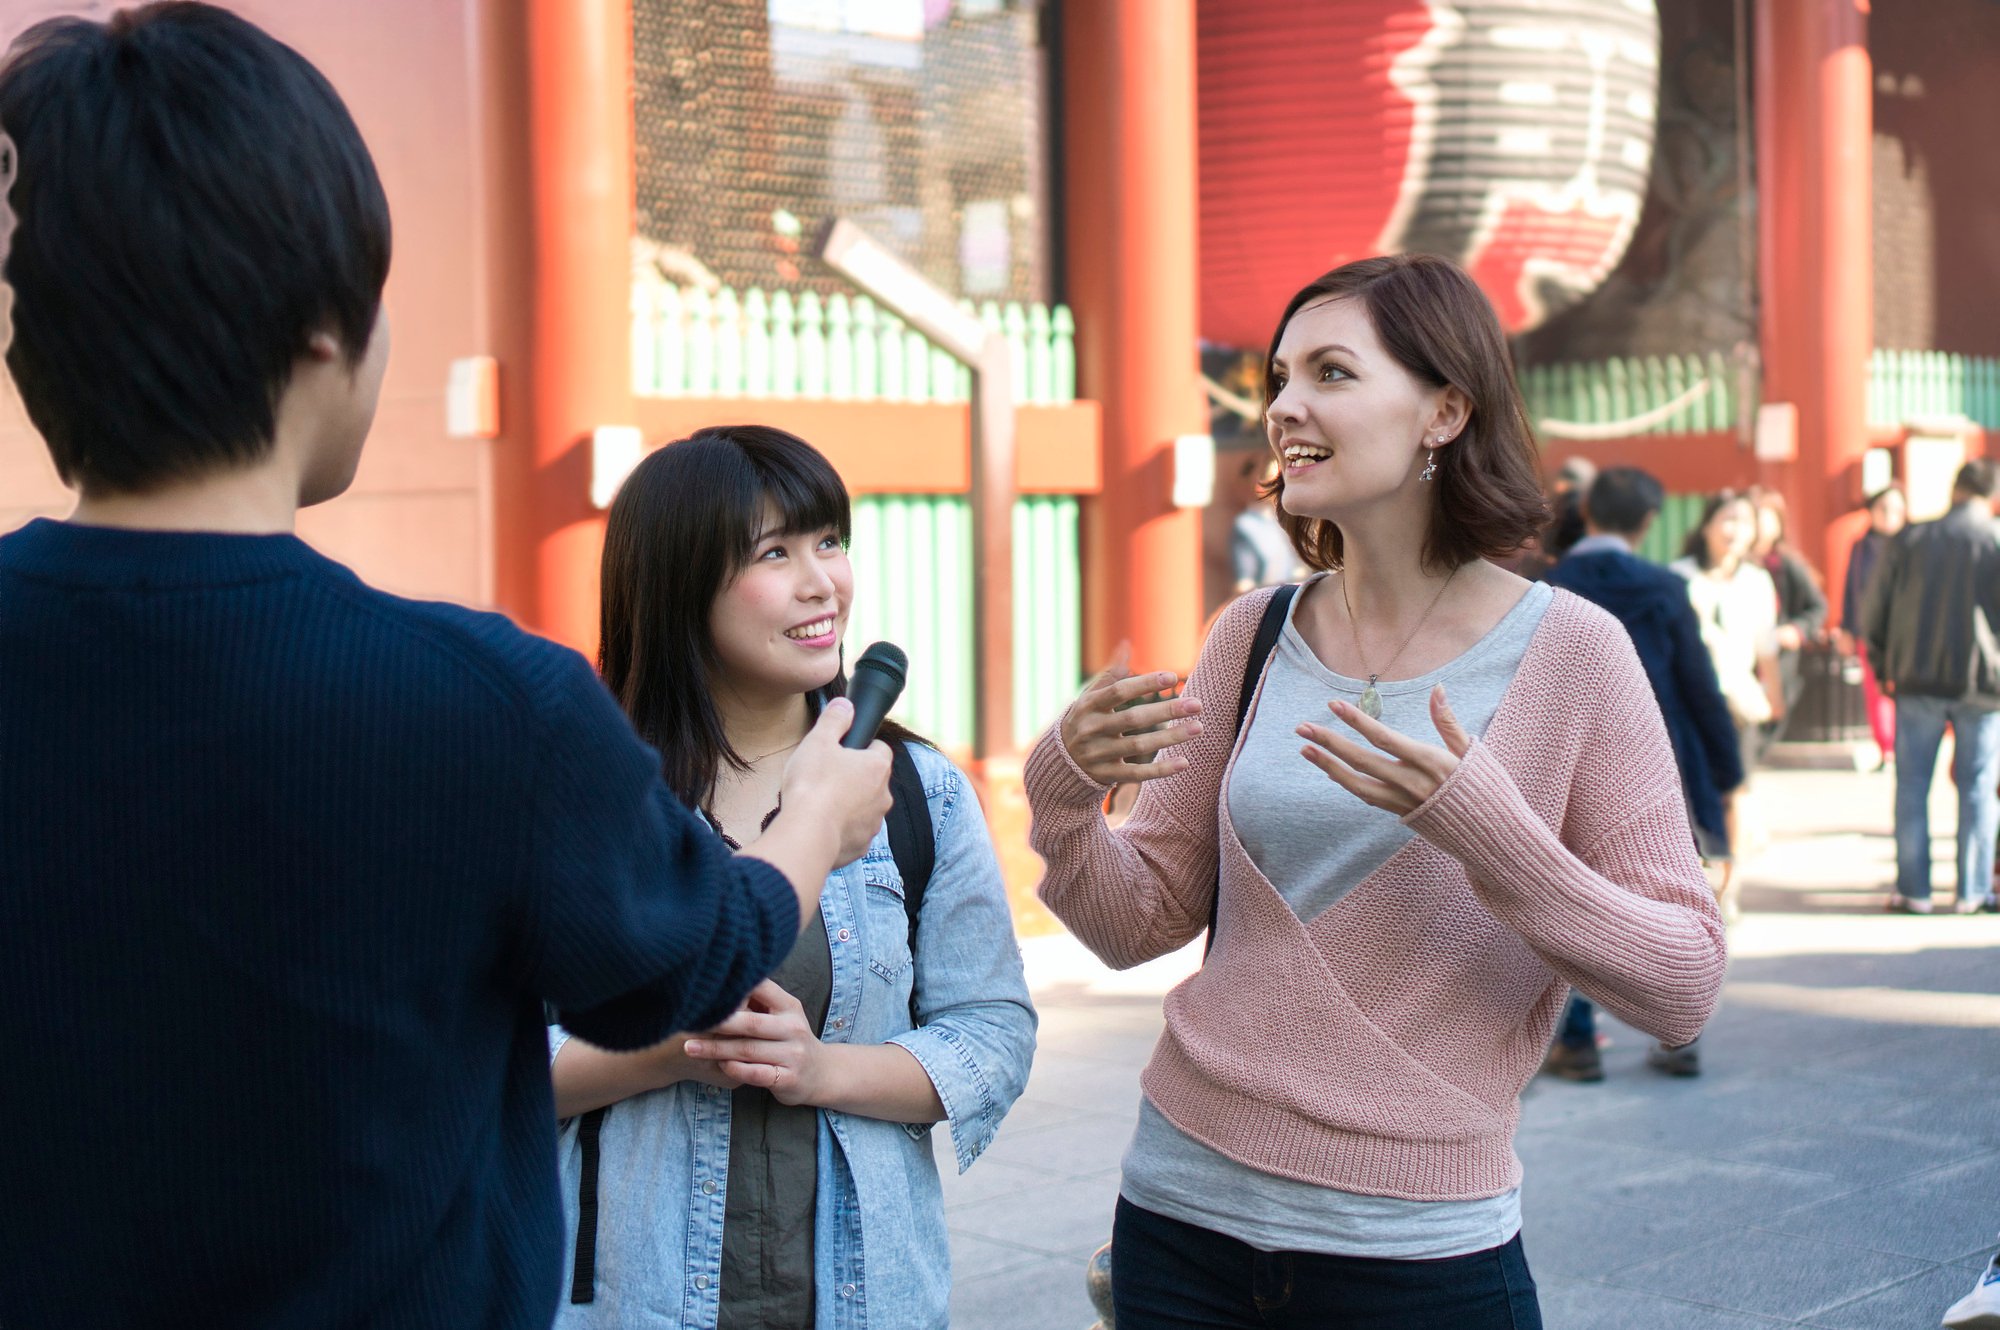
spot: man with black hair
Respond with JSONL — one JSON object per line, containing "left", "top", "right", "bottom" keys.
{"left": 1863, "top": 458, "right": 2000, "bottom": 915}
{"left": 1541, "top": 466, "right": 1742, "bottom": 1079}
{"left": 0, "top": 6, "right": 892, "bottom": 1326}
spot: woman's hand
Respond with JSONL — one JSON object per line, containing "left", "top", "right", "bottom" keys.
{"left": 683, "top": 980, "right": 827, "bottom": 1107}
{"left": 1295, "top": 684, "right": 1471, "bottom": 816}
{"left": 1060, "top": 642, "right": 1205, "bottom": 786}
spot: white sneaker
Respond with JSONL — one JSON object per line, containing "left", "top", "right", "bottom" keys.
{"left": 1944, "top": 1253, "right": 2000, "bottom": 1328}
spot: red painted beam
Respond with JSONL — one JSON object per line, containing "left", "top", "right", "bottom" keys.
{"left": 627, "top": 399, "right": 1103, "bottom": 496}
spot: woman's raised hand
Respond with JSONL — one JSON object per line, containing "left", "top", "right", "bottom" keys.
{"left": 1296, "top": 684, "right": 1470, "bottom": 816}
{"left": 1059, "top": 642, "right": 1205, "bottom": 787}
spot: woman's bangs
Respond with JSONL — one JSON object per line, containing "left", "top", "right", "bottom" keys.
{"left": 759, "top": 450, "right": 852, "bottom": 545}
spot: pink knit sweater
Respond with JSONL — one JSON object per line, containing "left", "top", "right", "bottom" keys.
{"left": 1026, "top": 585, "right": 1727, "bottom": 1202}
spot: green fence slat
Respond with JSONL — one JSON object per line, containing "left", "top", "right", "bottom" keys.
{"left": 1003, "top": 302, "right": 1030, "bottom": 404}
{"left": 657, "top": 284, "right": 687, "bottom": 397}
{"left": 1605, "top": 358, "right": 1631, "bottom": 425}
{"left": 1704, "top": 351, "right": 1730, "bottom": 430}
{"left": 798, "top": 291, "right": 828, "bottom": 398}
{"left": 849, "top": 296, "right": 877, "bottom": 399}
{"left": 1026, "top": 304, "right": 1053, "bottom": 405}
{"left": 1053, "top": 305, "right": 1076, "bottom": 403}
{"left": 1635, "top": 356, "right": 1659, "bottom": 430}
{"left": 744, "top": 288, "right": 772, "bottom": 398}
{"left": 933, "top": 344, "right": 961, "bottom": 403}
{"left": 684, "top": 286, "right": 716, "bottom": 396}
{"left": 714, "top": 287, "right": 744, "bottom": 397}
{"left": 878, "top": 311, "right": 905, "bottom": 400}
{"left": 1054, "top": 496, "right": 1082, "bottom": 712}
{"left": 826, "top": 293, "right": 854, "bottom": 400}
{"left": 903, "top": 327, "right": 931, "bottom": 404}
{"left": 940, "top": 498, "right": 974, "bottom": 750}
{"left": 770, "top": 290, "right": 799, "bottom": 399}
{"left": 1011, "top": 500, "right": 1033, "bottom": 750}
{"left": 907, "top": 496, "right": 940, "bottom": 729}
{"left": 631, "top": 284, "right": 657, "bottom": 394}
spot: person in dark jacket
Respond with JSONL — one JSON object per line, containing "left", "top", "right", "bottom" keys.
{"left": 1541, "top": 466, "right": 1744, "bottom": 1080}
{"left": 1862, "top": 460, "right": 2000, "bottom": 914}
{"left": 1842, "top": 486, "right": 1907, "bottom": 767}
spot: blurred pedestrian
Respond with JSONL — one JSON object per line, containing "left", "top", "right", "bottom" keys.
{"left": 1027, "top": 254, "right": 1724, "bottom": 1330}
{"left": 1228, "top": 451, "right": 1305, "bottom": 593}
{"left": 1842, "top": 485, "right": 1907, "bottom": 768}
{"left": 1861, "top": 459, "right": 2000, "bottom": 915}
{"left": 1672, "top": 492, "right": 1781, "bottom": 870}
{"left": 1512, "top": 455, "right": 1594, "bottom": 580}
{"left": 1749, "top": 487, "right": 1829, "bottom": 733}
{"left": 1541, "top": 467, "right": 1745, "bottom": 1080}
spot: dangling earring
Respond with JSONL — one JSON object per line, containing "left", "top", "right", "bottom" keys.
{"left": 1420, "top": 433, "right": 1443, "bottom": 482}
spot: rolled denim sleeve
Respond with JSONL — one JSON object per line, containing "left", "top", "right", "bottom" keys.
{"left": 886, "top": 755, "right": 1038, "bottom": 1173}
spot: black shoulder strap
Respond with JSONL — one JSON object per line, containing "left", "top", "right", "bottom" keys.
{"left": 886, "top": 739, "right": 936, "bottom": 958}
{"left": 568, "top": 1106, "right": 608, "bottom": 1303}
{"left": 1205, "top": 584, "right": 1298, "bottom": 958}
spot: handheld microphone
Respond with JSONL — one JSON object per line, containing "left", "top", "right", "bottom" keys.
{"left": 840, "top": 641, "right": 908, "bottom": 749}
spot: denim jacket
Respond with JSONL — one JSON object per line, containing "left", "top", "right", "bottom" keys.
{"left": 548, "top": 744, "right": 1037, "bottom": 1329}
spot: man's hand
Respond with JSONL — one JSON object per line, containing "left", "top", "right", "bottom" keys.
{"left": 778, "top": 698, "right": 893, "bottom": 868}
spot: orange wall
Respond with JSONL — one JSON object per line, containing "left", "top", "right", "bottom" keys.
{"left": 0, "top": 1, "right": 526, "bottom": 610}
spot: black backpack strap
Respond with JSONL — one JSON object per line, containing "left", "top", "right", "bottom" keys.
{"left": 1205, "top": 583, "right": 1299, "bottom": 958}
{"left": 568, "top": 1105, "right": 609, "bottom": 1303}
{"left": 885, "top": 740, "right": 937, "bottom": 1020}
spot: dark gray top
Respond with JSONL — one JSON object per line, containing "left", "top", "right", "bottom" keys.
{"left": 719, "top": 920, "right": 834, "bottom": 1329}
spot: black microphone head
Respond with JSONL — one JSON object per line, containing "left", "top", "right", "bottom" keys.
{"left": 851, "top": 641, "right": 907, "bottom": 687}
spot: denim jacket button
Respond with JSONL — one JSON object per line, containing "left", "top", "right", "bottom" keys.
{"left": 841, "top": 1283, "right": 857, "bottom": 1298}
{"left": 695, "top": 1275, "right": 711, "bottom": 1290}
{"left": 701, "top": 1179, "right": 717, "bottom": 1195}
{"left": 832, "top": 1017, "right": 846, "bottom": 1030}
{"left": 837, "top": 927, "right": 851, "bottom": 942}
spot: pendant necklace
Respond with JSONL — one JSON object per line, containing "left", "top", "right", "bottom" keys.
{"left": 1338, "top": 564, "right": 1461, "bottom": 719}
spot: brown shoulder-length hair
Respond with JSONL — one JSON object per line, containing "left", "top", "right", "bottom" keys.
{"left": 1262, "top": 253, "right": 1547, "bottom": 573}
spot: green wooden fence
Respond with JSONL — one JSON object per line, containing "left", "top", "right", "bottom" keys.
{"left": 1518, "top": 352, "right": 1740, "bottom": 435}
{"left": 845, "top": 494, "right": 1082, "bottom": 752}
{"left": 632, "top": 283, "right": 1078, "bottom": 406}
{"left": 1867, "top": 349, "right": 2000, "bottom": 429}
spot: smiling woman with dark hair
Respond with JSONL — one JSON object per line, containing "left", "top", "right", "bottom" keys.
{"left": 552, "top": 425, "right": 1036, "bottom": 1329}
{"left": 1024, "top": 254, "right": 1726, "bottom": 1329}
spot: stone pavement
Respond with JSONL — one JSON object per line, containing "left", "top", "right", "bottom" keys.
{"left": 938, "top": 758, "right": 2000, "bottom": 1328}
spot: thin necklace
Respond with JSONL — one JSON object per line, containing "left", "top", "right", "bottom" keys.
{"left": 1338, "top": 564, "right": 1461, "bottom": 719}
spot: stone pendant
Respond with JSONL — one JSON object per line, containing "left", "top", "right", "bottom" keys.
{"left": 1358, "top": 680, "right": 1383, "bottom": 719}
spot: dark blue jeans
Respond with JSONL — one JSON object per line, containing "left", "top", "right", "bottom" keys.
{"left": 1557, "top": 992, "right": 1597, "bottom": 1050}
{"left": 1112, "top": 1197, "right": 1542, "bottom": 1330}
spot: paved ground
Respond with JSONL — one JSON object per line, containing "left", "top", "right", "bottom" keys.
{"left": 938, "top": 756, "right": 2000, "bottom": 1328}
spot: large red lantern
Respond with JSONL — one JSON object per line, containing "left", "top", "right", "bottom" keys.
{"left": 1197, "top": 0, "right": 1660, "bottom": 345}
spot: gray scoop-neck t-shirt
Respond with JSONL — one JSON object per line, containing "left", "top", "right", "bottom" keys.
{"left": 1121, "top": 576, "right": 1553, "bottom": 1259}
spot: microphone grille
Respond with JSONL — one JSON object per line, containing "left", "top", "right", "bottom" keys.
{"left": 853, "top": 640, "right": 908, "bottom": 684}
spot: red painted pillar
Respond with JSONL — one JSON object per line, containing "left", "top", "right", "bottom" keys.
{"left": 1064, "top": 0, "right": 1206, "bottom": 677}
{"left": 1757, "top": 0, "right": 1872, "bottom": 621}
{"left": 501, "top": 0, "right": 635, "bottom": 656}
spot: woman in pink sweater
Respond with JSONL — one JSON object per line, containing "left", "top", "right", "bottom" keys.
{"left": 1026, "top": 254, "right": 1727, "bottom": 1329}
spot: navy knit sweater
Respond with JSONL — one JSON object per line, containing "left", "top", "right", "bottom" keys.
{"left": 0, "top": 520, "right": 799, "bottom": 1328}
